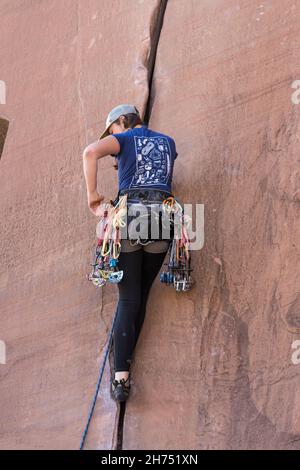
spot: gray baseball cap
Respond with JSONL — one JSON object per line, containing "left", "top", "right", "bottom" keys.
{"left": 98, "top": 104, "right": 140, "bottom": 140}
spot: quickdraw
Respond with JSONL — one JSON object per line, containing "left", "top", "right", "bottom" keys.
{"left": 87, "top": 195, "right": 128, "bottom": 287}
{"left": 160, "top": 196, "right": 194, "bottom": 292}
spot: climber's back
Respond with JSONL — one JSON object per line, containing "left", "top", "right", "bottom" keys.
{"left": 111, "top": 124, "right": 178, "bottom": 193}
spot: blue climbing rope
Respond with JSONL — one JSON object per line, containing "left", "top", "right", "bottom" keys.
{"left": 79, "top": 305, "right": 119, "bottom": 450}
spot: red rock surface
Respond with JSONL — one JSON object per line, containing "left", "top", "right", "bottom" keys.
{"left": 0, "top": 0, "right": 300, "bottom": 450}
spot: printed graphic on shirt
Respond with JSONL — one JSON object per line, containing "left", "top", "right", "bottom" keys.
{"left": 129, "top": 136, "right": 171, "bottom": 187}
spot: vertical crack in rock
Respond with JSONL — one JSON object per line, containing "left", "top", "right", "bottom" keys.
{"left": 114, "top": 0, "right": 169, "bottom": 450}
{"left": 115, "top": 402, "right": 126, "bottom": 449}
{"left": 143, "top": 0, "right": 168, "bottom": 124}
{"left": 0, "top": 118, "right": 9, "bottom": 160}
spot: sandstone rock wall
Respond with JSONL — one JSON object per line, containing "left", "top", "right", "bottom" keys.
{"left": 0, "top": 0, "right": 299, "bottom": 449}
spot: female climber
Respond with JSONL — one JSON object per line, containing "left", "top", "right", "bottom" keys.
{"left": 82, "top": 104, "right": 178, "bottom": 402}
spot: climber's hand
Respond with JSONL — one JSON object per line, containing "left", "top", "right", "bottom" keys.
{"left": 87, "top": 190, "right": 105, "bottom": 215}
{"left": 95, "top": 203, "right": 107, "bottom": 218}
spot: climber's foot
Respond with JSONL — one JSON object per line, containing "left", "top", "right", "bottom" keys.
{"left": 111, "top": 374, "right": 131, "bottom": 403}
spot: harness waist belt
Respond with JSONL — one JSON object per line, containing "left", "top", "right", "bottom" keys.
{"left": 118, "top": 188, "right": 173, "bottom": 203}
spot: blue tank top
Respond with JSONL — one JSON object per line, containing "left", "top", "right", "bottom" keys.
{"left": 111, "top": 124, "right": 178, "bottom": 192}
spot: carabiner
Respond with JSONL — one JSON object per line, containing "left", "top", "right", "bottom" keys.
{"left": 112, "top": 241, "right": 121, "bottom": 259}
{"left": 99, "top": 269, "right": 110, "bottom": 280}
{"left": 162, "top": 197, "right": 175, "bottom": 213}
{"left": 101, "top": 239, "right": 111, "bottom": 257}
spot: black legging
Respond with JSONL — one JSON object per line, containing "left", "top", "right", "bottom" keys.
{"left": 113, "top": 248, "right": 169, "bottom": 372}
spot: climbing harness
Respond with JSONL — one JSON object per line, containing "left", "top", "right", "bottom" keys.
{"left": 160, "top": 196, "right": 194, "bottom": 292}
{"left": 123, "top": 191, "right": 175, "bottom": 243}
{"left": 87, "top": 190, "right": 194, "bottom": 292}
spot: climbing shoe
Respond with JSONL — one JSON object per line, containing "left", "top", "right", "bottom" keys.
{"left": 111, "top": 375, "right": 131, "bottom": 403}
